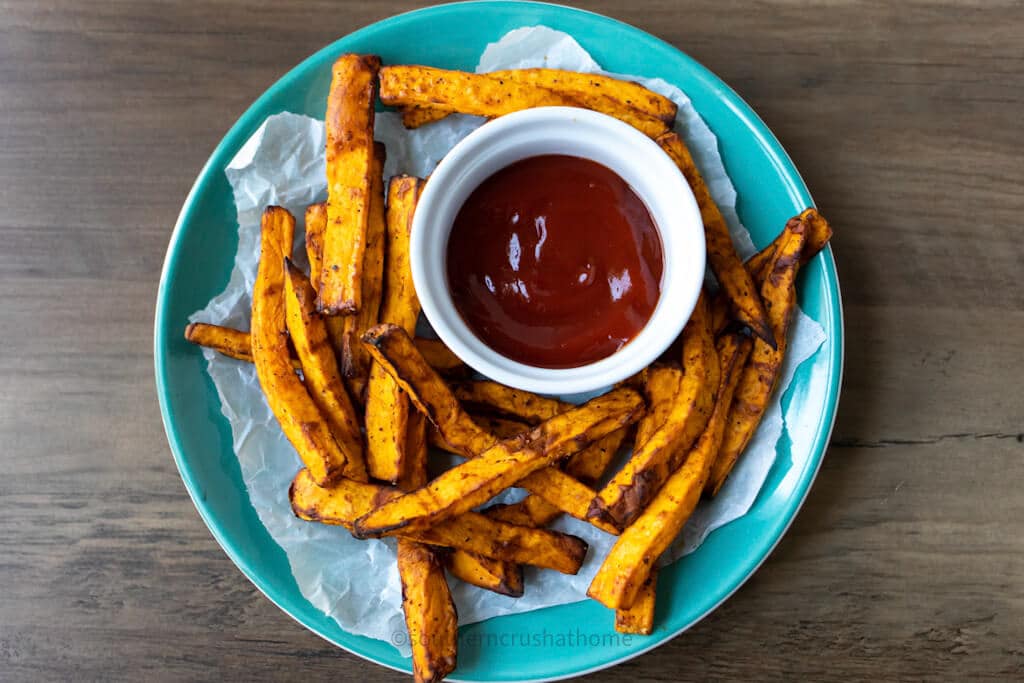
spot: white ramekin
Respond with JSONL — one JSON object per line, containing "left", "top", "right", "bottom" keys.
{"left": 410, "top": 106, "right": 705, "bottom": 395}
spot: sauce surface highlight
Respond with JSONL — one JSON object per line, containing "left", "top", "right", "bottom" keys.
{"left": 446, "top": 154, "right": 663, "bottom": 369}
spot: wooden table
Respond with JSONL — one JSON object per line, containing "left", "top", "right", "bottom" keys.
{"left": 2, "top": 1, "right": 1021, "bottom": 680}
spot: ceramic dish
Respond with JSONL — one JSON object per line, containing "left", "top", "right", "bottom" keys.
{"left": 412, "top": 106, "right": 705, "bottom": 395}
{"left": 154, "top": 2, "right": 843, "bottom": 680}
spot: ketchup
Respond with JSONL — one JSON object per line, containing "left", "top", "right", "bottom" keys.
{"left": 446, "top": 154, "right": 663, "bottom": 369}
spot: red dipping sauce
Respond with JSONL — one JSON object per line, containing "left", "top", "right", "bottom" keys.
{"left": 446, "top": 154, "right": 663, "bottom": 369}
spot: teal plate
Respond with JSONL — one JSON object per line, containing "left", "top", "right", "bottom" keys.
{"left": 154, "top": 2, "right": 843, "bottom": 680}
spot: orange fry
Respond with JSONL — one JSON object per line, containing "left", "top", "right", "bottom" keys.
{"left": 587, "top": 329, "right": 752, "bottom": 610}
{"left": 319, "top": 53, "right": 380, "bottom": 314}
{"left": 251, "top": 207, "right": 347, "bottom": 485}
{"left": 290, "top": 469, "right": 588, "bottom": 574}
{"left": 352, "top": 386, "right": 644, "bottom": 538}
{"left": 657, "top": 131, "right": 773, "bottom": 346}
{"left": 283, "top": 260, "right": 366, "bottom": 481}
{"left": 184, "top": 323, "right": 457, "bottom": 376}
{"left": 397, "top": 539, "right": 458, "bottom": 683}
{"left": 340, "top": 142, "right": 387, "bottom": 399}
{"left": 304, "top": 202, "right": 327, "bottom": 292}
{"left": 365, "top": 175, "right": 425, "bottom": 482}
{"left": 615, "top": 569, "right": 657, "bottom": 635}
{"left": 589, "top": 295, "right": 717, "bottom": 529}
{"left": 710, "top": 214, "right": 810, "bottom": 494}
{"left": 361, "top": 325, "right": 625, "bottom": 534}
{"left": 379, "top": 65, "right": 669, "bottom": 138}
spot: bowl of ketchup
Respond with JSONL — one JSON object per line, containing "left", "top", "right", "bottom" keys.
{"left": 411, "top": 106, "right": 705, "bottom": 394}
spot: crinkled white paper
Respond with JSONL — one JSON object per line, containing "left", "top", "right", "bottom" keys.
{"left": 190, "top": 27, "right": 827, "bottom": 656}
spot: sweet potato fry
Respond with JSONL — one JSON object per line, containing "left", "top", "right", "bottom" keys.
{"left": 656, "top": 131, "right": 773, "bottom": 346}
{"left": 184, "top": 323, "right": 460, "bottom": 377}
{"left": 428, "top": 415, "right": 528, "bottom": 452}
{"left": 709, "top": 214, "right": 809, "bottom": 495}
{"left": 412, "top": 338, "right": 466, "bottom": 376}
{"left": 470, "top": 414, "right": 531, "bottom": 437}
{"left": 251, "top": 206, "right": 347, "bottom": 485}
{"left": 289, "top": 469, "right": 587, "bottom": 573}
{"left": 361, "top": 324, "right": 625, "bottom": 534}
{"left": 363, "top": 325, "right": 495, "bottom": 453}
{"left": 410, "top": 367, "right": 619, "bottom": 527}
{"left": 488, "top": 68, "right": 676, "bottom": 122}
{"left": 710, "top": 207, "right": 834, "bottom": 336}
{"left": 304, "top": 202, "right": 327, "bottom": 292}
{"left": 394, "top": 361, "right": 430, "bottom": 495}
{"left": 399, "top": 68, "right": 677, "bottom": 130}
{"left": 435, "top": 404, "right": 604, "bottom": 595}
{"left": 587, "top": 331, "right": 752, "bottom": 610}
{"left": 304, "top": 202, "right": 347, "bottom": 361}
{"left": 397, "top": 540, "right": 458, "bottom": 683}
{"left": 589, "top": 295, "right": 717, "bottom": 529}
{"left": 401, "top": 106, "right": 453, "bottom": 128}
{"left": 428, "top": 429, "right": 621, "bottom": 535}
{"left": 319, "top": 53, "right": 380, "bottom": 315}
{"left": 449, "top": 494, "right": 567, "bottom": 597}
{"left": 453, "top": 380, "right": 627, "bottom": 485}
{"left": 365, "top": 362, "right": 408, "bottom": 482}
{"left": 452, "top": 380, "right": 566, "bottom": 425}
{"left": 446, "top": 497, "right": 560, "bottom": 598}
{"left": 519, "top": 467, "right": 622, "bottom": 535}
{"left": 379, "top": 65, "right": 670, "bottom": 138}
{"left": 319, "top": 311, "right": 352, "bottom": 378}
{"left": 397, "top": 410, "right": 430, "bottom": 492}
{"left": 444, "top": 455, "right": 532, "bottom": 600}
{"left": 481, "top": 426, "right": 627, "bottom": 556}
{"left": 352, "top": 386, "right": 644, "bottom": 538}
{"left": 565, "top": 427, "right": 629, "bottom": 486}
{"left": 365, "top": 175, "right": 424, "bottom": 483}
{"left": 445, "top": 546, "right": 525, "bottom": 598}
{"left": 184, "top": 322, "right": 280, "bottom": 366}
{"left": 589, "top": 446, "right": 706, "bottom": 609}
{"left": 630, "top": 365, "right": 684, "bottom": 451}
{"left": 340, "top": 142, "right": 387, "bottom": 399}
{"left": 487, "top": 496, "right": 560, "bottom": 529}
{"left": 377, "top": 175, "right": 424, "bottom": 332}
{"left": 388, "top": 513, "right": 590, "bottom": 575}
{"left": 283, "top": 260, "right": 367, "bottom": 481}
{"left": 702, "top": 332, "right": 755, "bottom": 461}
{"left": 442, "top": 414, "right": 626, "bottom": 596}
{"left": 289, "top": 467, "right": 395, "bottom": 525}
{"left": 434, "top": 409, "right": 614, "bottom": 552}
{"left": 324, "top": 317, "right": 349, "bottom": 371}
{"left": 709, "top": 292, "right": 732, "bottom": 337}
{"left": 615, "top": 569, "right": 657, "bottom": 635}
{"left": 433, "top": 414, "right": 534, "bottom": 597}
{"left": 743, "top": 207, "right": 833, "bottom": 285}
{"left": 393, "top": 339, "right": 456, "bottom": 683}
{"left": 678, "top": 297, "right": 722, "bottom": 465}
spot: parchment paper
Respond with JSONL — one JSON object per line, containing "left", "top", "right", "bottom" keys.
{"left": 190, "top": 27, "right": 827, "bottom": 656}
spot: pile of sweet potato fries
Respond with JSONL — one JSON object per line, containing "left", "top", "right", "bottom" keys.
{"left": 184, "top": 54, "right": 832, "bottom": 682}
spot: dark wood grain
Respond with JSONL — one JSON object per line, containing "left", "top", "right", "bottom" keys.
{"left": 1, "top": 1, "right": 1022, "bottom": 681}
